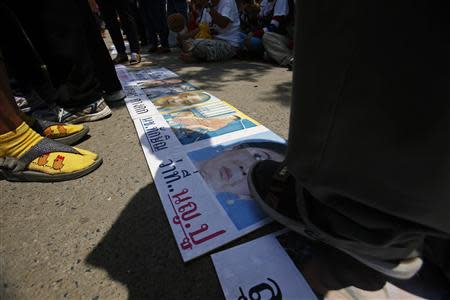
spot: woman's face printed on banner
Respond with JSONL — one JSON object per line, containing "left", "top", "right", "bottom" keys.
{"left": 173, "top": 111, "right": 240, "bottom": 131}
{"left": 138, "top": 78, "right": 183, "bottom": 88}
{"left": 154, "top": 92, "right": 210, "bottom": 108}
{"left": 199, "top": 146, "right": 284, "bottom": 198}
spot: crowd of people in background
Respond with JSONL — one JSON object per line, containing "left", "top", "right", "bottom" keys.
{"left": 91, "top": 0, "right": 295, "bottom": 65}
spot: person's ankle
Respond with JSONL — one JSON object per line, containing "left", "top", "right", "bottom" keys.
{"left": 0, "top": 122, "right": 43, "bottom": 158}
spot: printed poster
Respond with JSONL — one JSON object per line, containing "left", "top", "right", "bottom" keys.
{"left": 213, "top": 231, "right": 450, "bottom": 300}
{"left": 163, "top": 100, "right": 258, "bottom": 145}
{"left": 150, "top": 91, "right": 219, "bottom": 114}
{"left": 123, "top": 85, "right": 159, "bottom": 119}
{"left": 142, "top": 81, "right": 198, "bottom": 99}
{"left": 129, "top": 66, "right": 179, "bottom": 81}
{"left": 134, "top": 111, "right": 272, "bottom": 168}
{"left": 212, "top": 233, "right": 317, "bottom": 300}
{"left": 119, "top": 66, "right": 291, "bottom": 261}
{"left": 115, "top": 65, "right": 135, "bottom": 84}
{"left": 130, "top": 91, "right": 262, "bottom": 154}
{"left": 144, "top": 130, "right": 287, "bottom": 261}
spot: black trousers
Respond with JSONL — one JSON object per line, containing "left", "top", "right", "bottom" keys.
{"left": 140, "top": 0, "right": 169, "bottom": 48}
{"left": 96, "top": 0, "right": 141, "bottom": 54}
{"left": 167, "top": 0, "right": 188, "bottom": 21}
{"left": 287, "top": 0, "right": 450, "bottom": 263}
{"left": 79, "top": 0, "right": 123, "bottom": 94}
{"left": 130, "top": 0, "right": 149, "bottom": 45}
{"left": 2, "top": 0, "right": 104, "bottom": 108}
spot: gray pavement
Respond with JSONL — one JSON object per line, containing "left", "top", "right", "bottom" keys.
{"left": 0, "top": 50, "right": 292, "bottom": 300}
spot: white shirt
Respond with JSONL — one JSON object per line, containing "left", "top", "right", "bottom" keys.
{"left": 198, "top": 0, "right": 241, "bottom": 47}
{"left": 259, "top": 0, "right": 289, "bottom": 18}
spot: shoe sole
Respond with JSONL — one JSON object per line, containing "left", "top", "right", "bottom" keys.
{"left": 248, "top": 162, "right": 309, "bottom": 234}
{"left": 53, "top": 125, "right": 89, "bottom": 145}
{"left": 0, "top": 157, "right": 103, "bottom": 182}
{"left": 65, "top": 106, "right": 112, "bottom": 124}
{"left": 248, "top": 162, "right": 422, "bottom": 280}
{"left": 129, "top": 60, "right": 141, "bottom": 65}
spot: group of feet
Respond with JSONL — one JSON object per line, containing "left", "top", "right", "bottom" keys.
{"left": 2, "top": 42, "right": 175, "bottom": 182}
{"left": 112, "top": 45, "right": 171, "bottom": 65}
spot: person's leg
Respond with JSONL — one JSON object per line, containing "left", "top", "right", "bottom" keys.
{"left": 138, "top": 0, "right": 159, "bottom": 51}
{"left": 250, "top": 0, "right": 450, "bottom": 279}
{"left": 1, "top": 55, "right": 102, "bottom": 181}
{"left": 129, "top": 0, "right": 148, "bottom": 46}
{"left": 96, "top": 0, "right": 127, "bottom": 55}
{"left": 262, "top": 32, "right": 293, "bottom": 66}
{"left": 0, "top": 3, "right": 60, "bottom": 109}
{"left": 154, "top": 0, "right": 170, "bottom": 49}
{"left": 167, "top": 0, "right": 188, "bottom": 23}
{"left": 190, "top": 39, "right": 237, "bottom": 62}
{"left": 77, "top": 0, "right": 123, "bottom": 97}
{"left": 0, "top": 57, "right": 22, "bottom": 134}
{"left": 288, "top": 0, "right": 450, "bottom": 235}
{"left": 6, "top": 0, "right": 108, "bottom": 114}
{"left": 114, "top": 0, "right": 141, "bottom": 54}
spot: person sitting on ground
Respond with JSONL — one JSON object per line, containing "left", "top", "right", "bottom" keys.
{"left": 237, "top": 0, "right": 264, "bottom": 57}
{"left": 168, "top": 13, "right": 188, "bottom": 35}
{"left": 239, "top": 0, "right": 260, "bottom": 34}
{"left": 0, "top": 52, "right": 102, "bottom": 182}
{"left": 177, "top": 0, "right": 241, "bottom": 63}
{"left": 187, "top": 1, "right": 201, "bottom": 32}
{"left": 167, "top": 12, "right": 213, "bottom": 49}
{"left": 244, "top": 0, "right": 294, "bottom": 67}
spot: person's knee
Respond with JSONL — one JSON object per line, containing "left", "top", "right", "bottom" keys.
{"left": 262, "top": 32, "right": 288, "bottom": 48}
{"left": 262, "top": 32, "right": 278, "bottom": 45}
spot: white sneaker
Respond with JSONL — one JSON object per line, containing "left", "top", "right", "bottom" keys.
{"left": 58, "top": 98, "right": 112, "bottom": 124}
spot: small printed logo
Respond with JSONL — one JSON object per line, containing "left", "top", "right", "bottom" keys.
{"left": 52, "top": 155, "right": 65, "bottom": 170}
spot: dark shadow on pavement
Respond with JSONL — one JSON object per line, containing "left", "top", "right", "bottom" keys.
{"left": 259, "top": 79, "right": 292, "bottom": 105}
{"left": 86, "top": 184, "right": 281, "bottom": 299}
{"left": 85, "top": 184, "right": 223, "bottom": 299}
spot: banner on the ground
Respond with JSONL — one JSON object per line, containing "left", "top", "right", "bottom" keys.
{"left": 117, "top": 65, "right": 286, "bottom": 261}
{"left": 212, "top": 232, "right": 318, "bottom": 300}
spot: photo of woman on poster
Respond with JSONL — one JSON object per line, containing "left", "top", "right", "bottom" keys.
{"left": 165, "top": 110, "right": 256, "bottom": 144}
{"left": 152, "top": 91, "right": 211, "bottom": 111}
{"left": 143, "top": 83, "right": 197, "bottom": 99}
{"left": 189, "top": 141, "right": 286, "bottom": 230}
{"left": 137, "top": 78, "right": 184, "bottom": 89}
